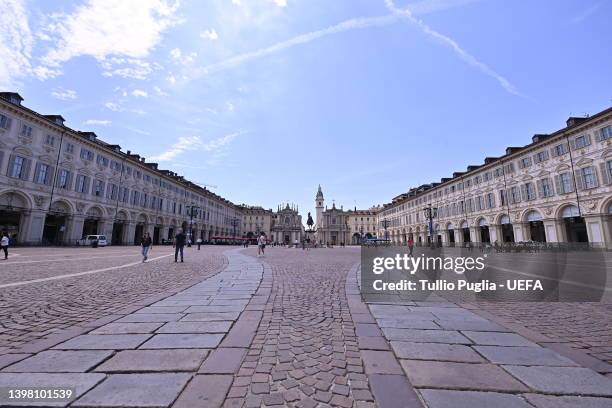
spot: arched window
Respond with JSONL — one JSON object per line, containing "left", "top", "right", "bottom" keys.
{"left": 500, "top": 215, "right": 511, "bottom": 225}
{"left": 478, "top": 218, "right": 488, "bottom": 227}
{"left": 525, "top": 210, "right": 543, "bottom": 222}
{"left": 561, "top": 205, "right": 580, "bottom": 218}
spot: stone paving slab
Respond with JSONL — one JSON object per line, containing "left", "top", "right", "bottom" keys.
{"left": 140, "top": 331, "right": 225, "bottom": 349}
{"left": 134, "top": 306, "right": 190, "bottom": 314}
{"left": 523, "top": 393, "right": 612, "bottom": 408}
{"left": 368, "top": 373, "right": 424, "bottom": 408}
{"left": 361, "top": 350, "right": 404, "bottom": 374}
{"left": 0, "top": 372, "right": 106, "bottom": 407}
{"left": 94, "top": 349, "right": 209, "bottom": 372}
{"left": 155, "top": 321, "right": 233, "bottom": 334}
{"left": 419, "top": 389, "right": 533, "bottom": 408}
{"left": 502, "top": 365, "right": 612, "bottom": 396}
{"left": 0, "top": 353, "right": 31, "bottom": 369}
{"left": 115, "top": 313, "right": 184, "bottom": 323}
{"left": 434, "top": 319, "right": 509, "bottom": 332}
{"left": 377, "top": 318, "right": 440, "bottom": 330}
{"left": 90, "top": 322, "right": 164, "bottom": 334}
{"left": 53, "top": 334, "right": 152, "bottom": 350}
{"left": 391, "top": 341, "right": 485, "bottom": 363}
{"left": 474, "top": 345, "right": 579, "bottom": 366}
{"left": 3, "top": 350, "right": 113, "bottom": 373}
{"left": 382, "top": 328, "right": 471, "bottom": 344}
{"left": 400, "top": 360, "right": 528, "bottom": 392}
{"left": 461, "top": 331, "right": 538, "bottom": 347}
{"left": 72, "top": 373, "right": 191, "bottom": 407}
{"left": 198, "top": 347, "right": 248, "bottom": 374}
{"left": 172, "top": 374, "right": 233, "bottom": 408}
{"left": 179, "top": 311, "right": 241, "bottom": 321}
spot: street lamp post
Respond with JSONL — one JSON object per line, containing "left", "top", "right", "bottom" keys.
{"left": 230, "top": 217, "right": 240, "bottom": 244}
{"left": 188, "top": 205, "right": 200, "bottom": 247}
{"left": 423, "top": 204, "right": 438, "bottom": 248}
{"left": 359, "top": 226, "right": 364, "bottom": 245}
{"left": 381, "top": 219, "right": 390, "bottom": 242}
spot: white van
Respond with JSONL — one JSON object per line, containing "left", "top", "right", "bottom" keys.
{"left": 83, "top": 235, "right": 108, "bottom": 246}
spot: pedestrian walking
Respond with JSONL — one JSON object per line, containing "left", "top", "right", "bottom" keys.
{"left": 174, "top": 230, "right": 186, "bottom": 262}
{"left": 407, "top": 237, "right": 414, "bottom": 256}
{"left": 196, "top": 237, "right": 202, "bottom": 250}
{"left": 141, "top": 233, "right": 152, "bottom": 262}
{"left": 257, "top": 233, "right": 266, "bottom": 257}
{"left": 1, "top": 231, "right": 9, "bottom": 260}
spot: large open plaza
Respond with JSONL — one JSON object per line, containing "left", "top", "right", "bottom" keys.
{"left": 0, "top": 245, "right": 610, "bottom": 407}
{"left": 1, "top": 0, "right": 612, "bottom": 406}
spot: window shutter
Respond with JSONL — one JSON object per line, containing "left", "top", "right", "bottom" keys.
{"left": 574, "top": 170, "right": 584, "bottom": 191}
{"left": 84, "top": 177, "right": 90, "bottom": 194}
{"left": 600, "top": 162, "right": 611, "bottom": 185}
{"left": 45, "top": 166, "right": 55, "bottom": 185}
{"left": 536, "top": 180, "right": 544, "bottom": 198}
{"left": 546, "top": 178, "right": 555, "bottom": 196}
{"left": 520, "top": 184, "right": 528, "bottom": 201}
{"left": 100, "top": 181, "right": 106, "bottom": 197}
{"left": 585, "top": 134, "right": 592, "bottom": 146}
{"left": 6, "top": 154, "right": 15, "bottom": 177}
{"left": 0, "top": 151, "right": 4, "bottom": 173}
{"left": 569, "top": 138, "right": 576, "bottom": 150}
{"left": 591, "top": 166, "right": 599, "bottom": 188}
{"left": 594, "top": 129, "right": 601, "bottom": 142}
{"left": 491, "top": 194, "right": 496, "bottom": 208}
{"left": 21, "top": 158, "right": 31, "bottom": 181}
{"left": 550, "top": 147, "right": 558, "bottom": 158}
{"left": 34, "top": 162, "right": 41, "bottom": 183}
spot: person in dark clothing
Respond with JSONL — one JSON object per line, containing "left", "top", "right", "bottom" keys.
{"left": 174, "top": 230, "right": 186, "bottom": 262}
{"left": 1, "top": 231, "right": 9, "bottom": 260}
{"left": 141, "top": 233, "right": 152, "bottom": 262}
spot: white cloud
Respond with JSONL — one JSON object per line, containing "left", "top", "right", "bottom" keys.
{"left": 153, "top": 86, "right": 168, "bottom": 96}
{"left": 0, "top": 0, "right": 33, "bottom": 88}
{"left": 384, "top": 0, "right": 520, "bottom": 95}
{"left": 83, "top": 119, "right": 111, "bottom": 125}
{"left": 128, "top": 127, "right": 151, "bottom": 135}
{"left": 226, "top": 101, "right": 235, "bottom": 112}
{"left": 32, "top": 66, "right": 62, "bottom": 80}
{"left": 104, "top": 101, "right": 121, "bottom": 111}
{"left": 169, "top": 47, "right": 197, "bottom": 65}
{"left": 200, "top": 28, "right": 219, "bottom": 40}
{"left": 199, "top": 14, "right": 398, "bottom": 75}
{"left": 572, "top": 2, "right": 602, "bottom": 24}
{"left": 39, "top": 0, "right": 180, "bottom": 80}
{"left": 51, "top": 87, "right": 77, "bottom": 101}
{"left": 150, "top": 131, "right": 243, "bottom": 162}
{"left": 232, "top": 0, "right": 241, "bottom": 5}
{"left": 132, "top": 89, "right": 149, "bottom": 97}
{"left": 272, "top": 0, "right": 287, "bottom": 7}
{"left": 101, "top": 58, "right": 161, "bottom": 80}
{"left": 150, "top": 135, "right": 203, "bottom": 161}
{"left": 167, "top": 73, "right": 177, "bottom": 84}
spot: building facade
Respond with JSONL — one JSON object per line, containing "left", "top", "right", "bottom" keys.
{"left": 271, "top": 203, "right": 304, "bottom": 244}
{"left": 377, "top": 108, "right": 612, "bottom": 248}
{"left": 0, "top": 92, "right": 242, "bottom": 246}
{"left": 315, "top": 186, "right": 378, "bottom": 245}
{"left": 239, "top": 205, "right": 273, "bottom": 239}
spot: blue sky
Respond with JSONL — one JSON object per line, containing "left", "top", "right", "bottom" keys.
{"left": 1, "top": 0, "right": 611, "bottom": 218}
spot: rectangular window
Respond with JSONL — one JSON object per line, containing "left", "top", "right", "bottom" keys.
{"left": 9, "top": 156, "right": 25, "bottom": 178}
{"left": 57, "top": 169, "right": 71, "bottom": 189}
{"left": 93, "top": 179, "right": 104, "bottom": 196}
{"left": 607, "top": 160, "right": 612, "bottom": 182}
{"left": 96, "top": 155, "right": 109, "bottom": 166}
{"left": 80, "top": 148, "right": 94, "bottom": 161}
{"left": 522, "top": 183, "right": 536, "bottom": 201}
{"left": 551, "top": 143, "right": 568, "bottom": 157}
{"left": 510, "top": 186, "right": 521, "bottom": 203}
{"left": 483, "top": 172, "right": 492, "bottom": 181}
{"left": 581, "top": 167, "right": 597, "bottom": 189}
{"left": 557, "top": 172, "right": 573, "bottom": 194}
{"left": 599, "top": 125, "right": 612, "bottom": 141}
{"left": 0, "top": 114, "right": 12, "bottom": 130}
{"left": 499, "top": 190, "right": 507, "bottom": 206}
{"left": 574, "top": 135, "right": 590, "bottom": 149}
{"left": 494, "top": 167, "right": 504, "bottom": 178}
{"left": 534, "top": 150, "right": 549, "bottom": 163}
{"left": 486, "top": 192, "right": 495, "bottom": 208}
{"left": 519, "top": 157, "right": 532, "bottom": 169}
{"left": 65, "top": 143, "right": 75, "bottom": 153}
{"left": 538, "top": 178, "right": 554, "bottom": 198}
{"left": 35, "top": 163, "right": 50, "bottom": 184}
{"left": 20, "top": 124, "right": 33, "bottom": 137}
{"left": 45, "top": 134, "right": 56, "bottom": 146}
{"left": 473, "top": 175, "right": 481, "bottom": 185}
{"left": 75, "top": 175, "right": 89, "bottom": 193}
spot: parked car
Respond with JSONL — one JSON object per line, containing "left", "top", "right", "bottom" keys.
{"left": 79, "top": 235, "right": 108, "bottom": 246}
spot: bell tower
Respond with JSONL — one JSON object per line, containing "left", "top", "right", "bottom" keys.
{"left": 315, "top": 185, "right": 324, "bottom": 228}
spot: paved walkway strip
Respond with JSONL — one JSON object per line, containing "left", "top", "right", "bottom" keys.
{"left": 363, "top": 272, "right": 612, "bottom": 407}
{"left": 0, "top": 250, "right": 263, "bottom": 407}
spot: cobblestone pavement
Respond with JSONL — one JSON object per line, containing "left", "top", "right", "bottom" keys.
{"left": 0, "top": 245, "right": 228, "bottom": 353}
{"left": 223, "top": 247, "right": 384, "bottom": 408}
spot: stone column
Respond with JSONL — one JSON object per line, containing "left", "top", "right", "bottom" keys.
{"left": 513, "top": 223, "right": 527, "bottom": 242}
{"left": 453, "top": 228, "right": 463, "bottom": 245}
{"left": 124, "top": 222, "right": 136, "bottom": 245}
{"left": 545, "top": 218, "right": 563, "bottom": 243}
{"left": 584, "top": 214, "right": 605, "bottom": 248}
{"left": 21, "top": 210, "right": 46, "bottom": 245}
{"left": 68, "top": 215, "right": 85, "bottom": 245}
{"left": 469, "top": 226, "right": 480, "bottom": 243}
{"left": 99, "top": 218, "right": 113, "bottom": 238}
